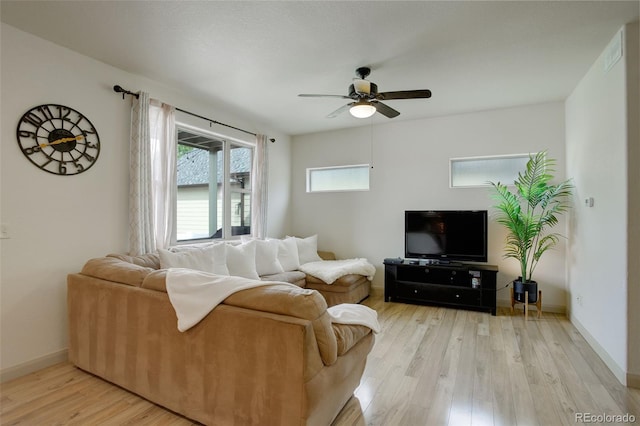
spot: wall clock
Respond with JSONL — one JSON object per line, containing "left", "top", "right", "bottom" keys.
{"left": 16, "top": 104, "right": 100, "bottom": 175}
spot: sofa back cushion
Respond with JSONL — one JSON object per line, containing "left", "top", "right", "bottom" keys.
{"left": 82, "top": 257, "right": 155, "bottom": 287}
{"left": 108, "top": 252, "right": 161, "bottom": 269}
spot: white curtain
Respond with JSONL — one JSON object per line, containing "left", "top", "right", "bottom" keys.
{"left": 129, "top": 93, "right": 176, "bottom": 255}
{"left": 251, "top": 134, "right": 269, "bottom": 239}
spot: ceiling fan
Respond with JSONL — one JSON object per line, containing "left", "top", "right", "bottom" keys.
{"left": 298, "top": 67, "right": 431, "bottom": 119}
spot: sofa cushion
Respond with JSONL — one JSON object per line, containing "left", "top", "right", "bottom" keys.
{"left": 260, "top": 270, "right": 306, "bottom": 287}
{"left": 108, "top": 252, "right": 160, "bottom": 269}
{"left": 141, "top": 269, "right": 168, "bottom": 292}
{"left": 82, "top": 257, "right": 154, "bottom": 287}
{"left": 305, "top": 274, "right": 369, "bottom": 292}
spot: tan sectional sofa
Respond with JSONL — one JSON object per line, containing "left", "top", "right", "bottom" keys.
{"left": 67, "top": 252, "right": 375, "bottom": 426}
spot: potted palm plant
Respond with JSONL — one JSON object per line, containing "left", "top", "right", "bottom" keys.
{"left": 489, "top": 151, "right": 573, "bottom": 303}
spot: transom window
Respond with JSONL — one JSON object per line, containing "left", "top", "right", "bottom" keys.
{"left": 306, "top": 164, "right": 370, "bottom": 193}
{"left": 449, "top": 154, "right": 534, "bottom": 188}
{"left": 176, "top": 126, "right": 253, "bottom": 241}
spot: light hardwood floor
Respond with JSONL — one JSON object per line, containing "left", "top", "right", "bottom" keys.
{"left": 2, "top": 293, "right": 639, "bottom": 425}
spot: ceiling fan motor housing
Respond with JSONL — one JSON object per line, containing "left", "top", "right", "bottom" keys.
{"left": 349, "top": 82, "right": 377, "bottom": 98}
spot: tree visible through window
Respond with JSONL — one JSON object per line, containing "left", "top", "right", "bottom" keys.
{"left": 176, "top": 127, "right": 253, "bottom": 241}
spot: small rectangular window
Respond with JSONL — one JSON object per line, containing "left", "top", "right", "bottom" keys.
{"left": 450, "top": 154, "right": 533, "bottom": 188}
{"left": 307, "top": 164, "right": 370, "bottom": 192}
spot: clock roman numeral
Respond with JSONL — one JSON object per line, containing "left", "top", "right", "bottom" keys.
{"left": 38, "top": 105, "right": 55, "bottom": 120}
{"left": 22, "top": 112, "right": 43, "bottom": 127}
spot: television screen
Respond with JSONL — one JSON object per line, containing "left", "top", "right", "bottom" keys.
{"left": 405, "top": 210, "right": 488, "bottom": 262}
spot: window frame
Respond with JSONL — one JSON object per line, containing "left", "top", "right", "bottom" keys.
{"left": 306, "top": 164, "right": 371, "bottom": 193}
{"left": 174, "top": 122, "right": 254, "bottom": 244}
{"left": 449, "top": 153, "right": 535, "bottom": 188}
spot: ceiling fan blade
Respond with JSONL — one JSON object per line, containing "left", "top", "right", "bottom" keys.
{"left": 373, "top": 101, "right": 400, "bottom": 118}
{"left": 327, "top": 103, "right": 353, "bottom": 118}
{"left": 376, "top": 89, "right": 432, "bottom": 100}
{"left": 298, "top": 94, "right": 351, "bottom": 99}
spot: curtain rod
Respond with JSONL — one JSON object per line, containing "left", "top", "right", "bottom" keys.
{"left": 113, "top": 85, "right": 275, "bottom": 143}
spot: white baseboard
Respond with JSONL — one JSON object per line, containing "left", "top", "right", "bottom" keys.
{"left": 570, "top": 314, "right": 627, "bottom": 386}
{"left": 0, "top": 348, "right": 68, "bottom": 383}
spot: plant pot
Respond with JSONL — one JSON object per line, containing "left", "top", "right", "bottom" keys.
{"left": 513, "top": 279, "right": 538, "bottom": 303}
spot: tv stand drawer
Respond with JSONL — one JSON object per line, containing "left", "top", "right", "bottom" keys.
{"left": 396, "top": 265, "right": 470, "bottom": 286}
{"left": 396, "top": 282, "right": 481, "bottom": 306}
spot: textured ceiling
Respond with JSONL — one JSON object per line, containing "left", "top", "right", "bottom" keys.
{"left": 1, "top": 1, "right": 638, "bottom": 136}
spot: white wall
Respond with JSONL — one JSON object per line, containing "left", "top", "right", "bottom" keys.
{"left": 291, "top": 102, "right": 567, "bottom": 310}
{"left": 565, "top": 23, "right": 638, "bottom": 385}
{"left": 625, "top": 23, "right": 640, "bottom": 388}
{"left": 0, "top": 23, "right": 292, "bottom": 380}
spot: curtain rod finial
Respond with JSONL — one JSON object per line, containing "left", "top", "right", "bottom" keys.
{"left": 113, "top": 85, "right": 126, "bottom": 99}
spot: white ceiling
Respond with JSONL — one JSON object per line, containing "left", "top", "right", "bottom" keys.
{"left": 1, "top": 1, "right": 638, "bottom": 136}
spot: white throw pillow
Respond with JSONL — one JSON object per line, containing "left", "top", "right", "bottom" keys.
{"left": 268, "top": 237, "right": 300, "bottom": 272}
{"left": 287, "top": 235, "right": 323, "bottom": 265}
{"left": 225, "top": 240, "right": 260, "bottom": 280}
{"left": 253, "top": 239, "right": 285, "bottom": 276}
{"left": 158, "top": 243, "right": 229, "bottom": 275}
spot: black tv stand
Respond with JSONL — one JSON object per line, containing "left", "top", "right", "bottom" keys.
{"left": 383, "top": 259, "right": 498, "bottom": 315}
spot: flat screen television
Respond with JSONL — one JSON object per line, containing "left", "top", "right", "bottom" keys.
{"left": 405, "top": 210, "right": 488, "bottom": 263}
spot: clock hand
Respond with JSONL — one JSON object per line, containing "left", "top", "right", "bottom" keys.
{"left": 39, "top": 134, "right": 84, "bottom": 148}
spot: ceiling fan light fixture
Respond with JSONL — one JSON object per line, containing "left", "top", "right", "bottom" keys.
{"left": 350, "top": 101, "right": 376, "bottom": 118}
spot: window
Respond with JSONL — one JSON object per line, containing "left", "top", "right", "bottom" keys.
{"left": 176, "top": 126, "right": 253, "bottom": 241}
{"left": 306, "top": 164, "right": 370, "bottom": 192}
{"left": 450, "top": 154, "right": 533, "bottom": 188}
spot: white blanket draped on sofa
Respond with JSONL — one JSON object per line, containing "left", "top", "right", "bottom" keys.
{"left": 166, "top": 268, "right": 380, "bottom": 333}
{"left": 298, "top": 258, "right": 376, "bottom": 284}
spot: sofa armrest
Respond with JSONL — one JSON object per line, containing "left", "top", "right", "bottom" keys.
{"left": 332, "top": 323, "right": 372, "bottom": 356}
{"left": 224, "top": 284, "right": 339, "bottom": 366}
{"left": 318, "top": 251, "right": 336, "bottom": 260}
